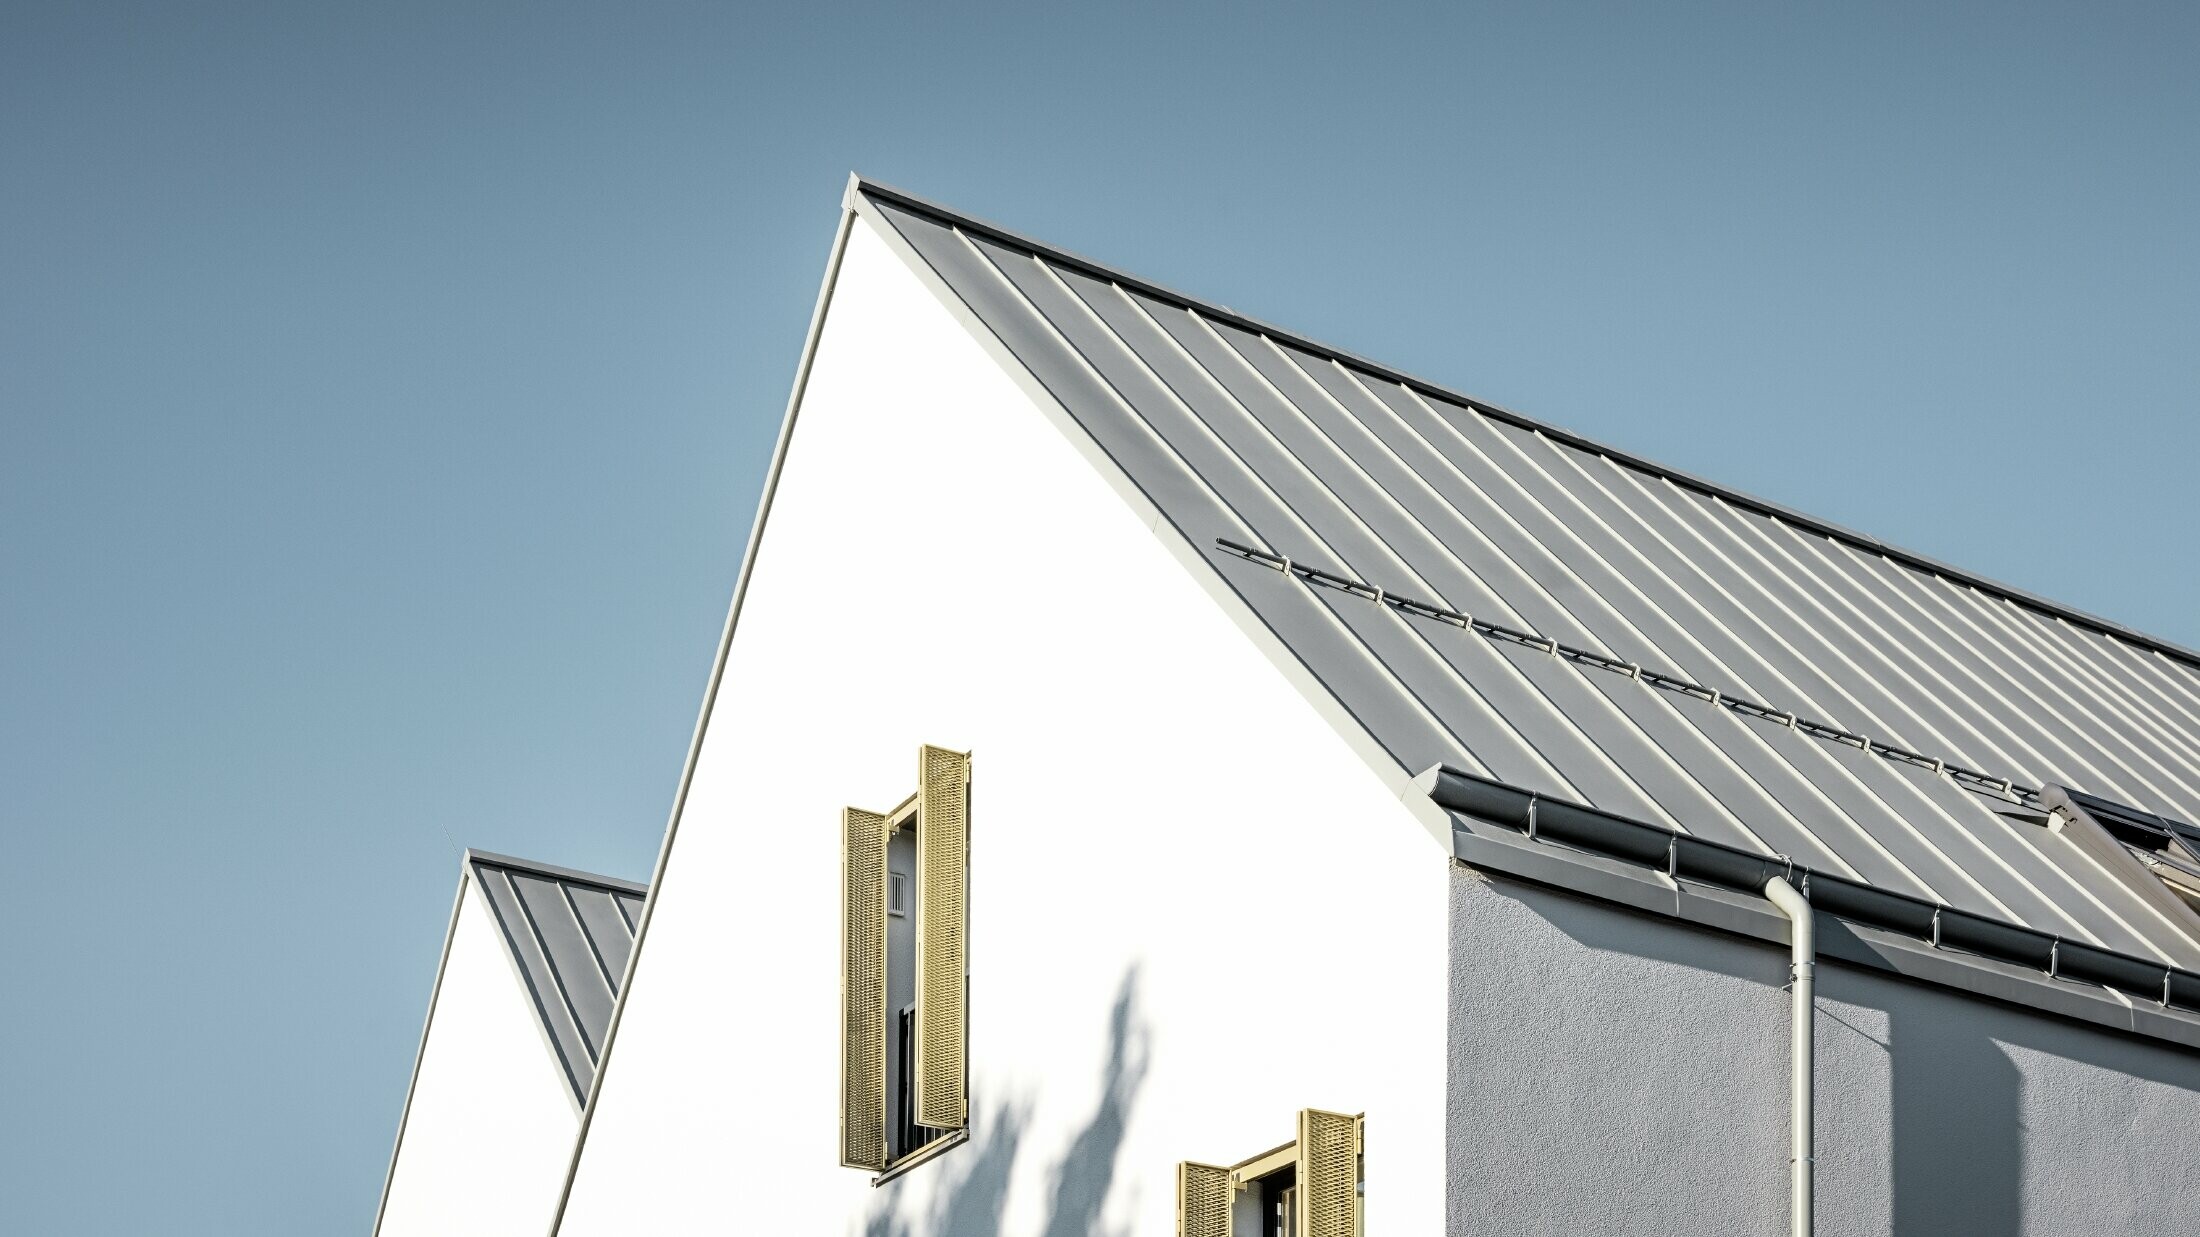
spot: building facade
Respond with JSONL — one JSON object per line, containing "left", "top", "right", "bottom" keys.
{"left": 376, "top": 178, "right": 2200, "bottom": 1235}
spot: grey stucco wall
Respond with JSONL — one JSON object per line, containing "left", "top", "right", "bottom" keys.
{"left": 1449, "top": 863, "right": 2200, "bottom": 1236}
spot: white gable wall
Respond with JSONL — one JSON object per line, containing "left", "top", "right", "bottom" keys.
{"left": 375, "top": 876, "right": 582, "bottom": 1237}
{"left": 553, "top": 214, "right": 1448, "bottom": 1235}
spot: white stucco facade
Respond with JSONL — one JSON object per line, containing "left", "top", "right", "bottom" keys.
{"left": 551, "top": 215, "right": 1452, "bottom": 1235}
{"left": 374, "top": 878, "right": 582, "bottom": 1237}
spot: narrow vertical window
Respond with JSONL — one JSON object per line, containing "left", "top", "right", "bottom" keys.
{"left": 841, "top": 744, "right": 971, "bottom": 1176}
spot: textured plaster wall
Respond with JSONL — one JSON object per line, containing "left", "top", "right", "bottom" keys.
{"left": 1448, "top": 864, "right": 2200, "bottom": 1236}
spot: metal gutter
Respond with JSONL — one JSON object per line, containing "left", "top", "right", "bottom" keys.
{"left": 1423, "top": 764, "right": 2200, "bottom": 1045}
{"left": 848, "top": 175, "right": 2200, "bottom": 674}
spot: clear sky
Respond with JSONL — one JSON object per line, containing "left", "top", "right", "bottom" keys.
{"left": 3, "top": 2, "right": 2194, "bottom": 1231}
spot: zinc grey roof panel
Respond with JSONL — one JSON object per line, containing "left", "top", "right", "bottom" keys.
{"left": 1895, "top": 562, "right": 2200, "bottom": 809}
{"left": 507, "top": 871, "right": 616, "bottom": 1061}
{"left": 1280, "top": 357, "right": 1915, "bottom": 876}
{"left": 1416, "top": 402, "right": 2032, "bottom": 906}
{"left": 1605, "top": 471, "right": 2172, "bottom": 942}
{"left": 850, "top": 179, "right": 2200, "bottom": 973}
{"left": 476, "top": 867, "right": 592, "bottom": 1102}
{"left": 567, "top": 886, "right": 639, "bottom": 988}
{"left": 1784, "top": 525, "right": 2196, "bottom": 813}
{"left": 955, "top": 224, "right": 1615, "bottom": 797}
{"left": 1814, "top": 536, "right": 2195, "bottom": 815}
{"left": 874, "top": 197, "right": 1499, "bottom": 781}
{"left": 1052, "top": 276, "right": 1700, "bottom": 821}
{"left": 1971, "top": 593, "right": 2200, "bottom": 810}
{"left": 1708, "top": 493, "right": 2200, "bottom": 815}
{"left": 1200, "top": 326, "right": 1824, "bottom": 852}
{"left": 466, "top": 852, "right": 646, "bottom": 1104}
{"left": 1036, "top": 268, "right": 1695, "bottom": 827}
{"left": 2050, "top": 622, "right": 2200, "bottom": 763}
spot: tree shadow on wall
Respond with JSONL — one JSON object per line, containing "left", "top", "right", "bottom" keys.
{"left": 865, "top": 967, "right": 1151, "bottom": 1237}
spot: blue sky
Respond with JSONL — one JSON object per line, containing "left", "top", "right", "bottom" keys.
{"left": 3, "top": 2, "right": 2194, "bottom": 1231}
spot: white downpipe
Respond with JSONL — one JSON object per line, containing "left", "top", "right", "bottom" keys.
{"left": 1765, "top": 876, "right": 1814, "bottom": 1237}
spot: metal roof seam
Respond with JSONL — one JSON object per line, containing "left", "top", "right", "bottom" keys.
{"left": 855, "top": 179, "right": 2195, "bottom": 980}
{"left": 499, "top": 870, "right": 598, "bottom": 1065}
{"left": 557, "top": 881, "right": 624, "bottom": 996}
{"left": 1779, "top": 529, "right": 2170, "bottom": 811}
{"left": 1958, "top": 586, "right": 2200, "bottom": 804}
{"left": 1612, "top": 473, "right": 2059, "bottom": 929}
{"left": 1037, "top": 261, "right": 1613, "bottom": 803}
{"left": 1669, "top": 498, "right": 2177, "bottom": 949}
{"left": 848, "top": 177, "right": 2200, "bottom": 673}
{"left": 940, "top": 218, "right": 1549, "bottom": 789}
{"left": 1818, "top": 537, "right": 2192, "bottom": 818}
{"left": 1219, "top": 536, "right": 2048, "bottom": 807}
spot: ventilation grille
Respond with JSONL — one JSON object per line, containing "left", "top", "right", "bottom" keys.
{"left": 839, "top": 807, "right": 888, "bottom": 1170}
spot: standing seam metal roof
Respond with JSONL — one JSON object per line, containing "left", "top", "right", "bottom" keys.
{"left": 468, "top": 851, "right": 647, "bottom": 1103}
{"left": 850, "top": 178, "right": 2200, "bottom": 971}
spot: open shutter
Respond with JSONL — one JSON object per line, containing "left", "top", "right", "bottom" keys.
{"left": 913, "top": 745, "right": 971, "bottom": 1130}
{"left": 1177, "top": 1161, "right": 1234, "bottom": 1237}
{"left": 839, "top": 807, "right": 889, "bottom": 1170}
{"left": 1297, "top": 1109, "right": 1363, "bottom": 1237}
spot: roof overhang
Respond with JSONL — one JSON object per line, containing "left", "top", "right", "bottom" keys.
{"left": 1426, "top": 764, "right": 2200, "bottom": 1053}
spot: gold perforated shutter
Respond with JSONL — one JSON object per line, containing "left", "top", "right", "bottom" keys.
{"left": 839, "top": 807, "right": 888, "bottom": 1170}
{"left": 1297, "top": 1109, "right": 1363, "bottom": 1237}
{"left": 913, "top": 744, "right": 971, "bottom": 1130}
{"left": 1177, "top": 1161, "right": 1233, "bottom": 1237}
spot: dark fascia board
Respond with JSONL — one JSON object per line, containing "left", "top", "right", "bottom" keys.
{"left": 1422, "top": 764, "right": 2200, "bottom": 1052}
{"left": 463, "top": 848, "right": 648, "bottom": 897}
{"left": 844, "top": 172, "right": 2200, "bottom": 674}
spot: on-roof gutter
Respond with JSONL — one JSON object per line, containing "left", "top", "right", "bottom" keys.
{"left": 1420, "top": 765, "right": 2200, "bottom": 1032}
{"left": 849, "top": 174, "right": 2200, "bottom": 674}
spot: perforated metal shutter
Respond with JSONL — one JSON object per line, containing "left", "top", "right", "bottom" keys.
{"left": 839, "top": 806, "right": 888, "bottom": 1171}
{"left": 1177, "top": 1161, "right": 1233, "bottom": 1237}
{"left": 914, "top": 745, "right": 970, "bottom": 1130}
{"left": 1297, "top": 1109, "right": 1363, "bottom": 1237}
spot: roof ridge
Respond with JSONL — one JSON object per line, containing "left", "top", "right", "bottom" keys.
{"left": 464, "top": 848, "right": 648, "bottom": 897}
{"left": 847, "top": 173, "right": 2200, "bottom": 673}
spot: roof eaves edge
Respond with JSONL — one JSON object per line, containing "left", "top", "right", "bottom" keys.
{"left": 1425, "top": 763, "right": 2200, "bottom": 1051}
{"left": 848, "top": 174, "right": 2200, "bottom": 673}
